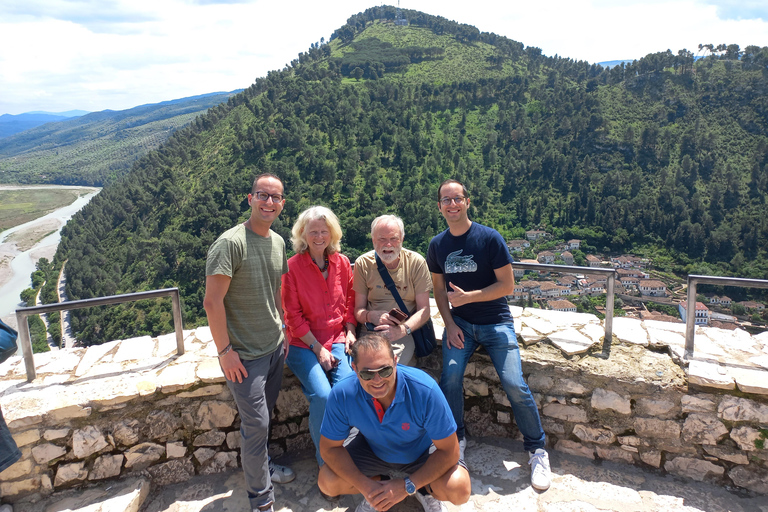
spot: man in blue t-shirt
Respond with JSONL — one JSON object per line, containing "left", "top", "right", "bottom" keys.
{"left": 426, "top": 179, "right": 551, "bottom": 492}
{"left": 318, "top": 334, "right": 470, "bottom": 512}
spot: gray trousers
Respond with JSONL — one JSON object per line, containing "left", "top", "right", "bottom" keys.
{"left": 226, "top": 345, "right": 285, "bottom": 510}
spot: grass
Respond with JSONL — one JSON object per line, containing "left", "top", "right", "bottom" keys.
{"left": 0, "top": 188, "right": 81, "bottom": 232}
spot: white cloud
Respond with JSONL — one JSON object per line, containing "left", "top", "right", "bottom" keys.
{"left": 1, "top": 0, "right": 767, "bottom": 115}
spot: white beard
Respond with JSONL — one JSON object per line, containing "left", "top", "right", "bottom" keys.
{"left": 377, "top": 248, "right": 401, "bottom": 264}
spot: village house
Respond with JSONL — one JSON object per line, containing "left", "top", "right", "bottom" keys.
{"left": 616, "top": 268, "right": 647, "bottom": 279}
{"left": 525, "top": 229, "right": 548, "bottom": 241}
{"left": 547, "top": 299, "right": 577, "bottom": 312}
{"left": 708, "top": 295, "right": 733, "bottom": 307}
{"left": 568, "top": 239, "right": 581, "bottom": 250}
{"left": 638, "top": 280, "right": 667, "bottom": 297}
{"left": 679, "top": 301, "right": 710, "bottom": 326}
{"left": 586, "top": 254, "right": 601, "bottom": 267}
{"left": 561, "top": 251, "right": 574, "bottom": 265}
{"left": 506, "top": 239, "right": 530, "bottom": 253}
{"left": 620, "top": 276, "right": 640, "bottom": 288}
{"left": 738, "top": 301, "right": 765, "bottom": 311}
{"left": 518, "top": 280, "right": 542, "bottom": 298}
{"left": 511, "top": 284, "right": 527, "bottom": 301}
{"left": 580, "top": 279, "right": 605, "bottom": 296}
{"left": 555, "top": 274, "right": 579, "bottom": 288}
{"left": 537, "top": 251, "right": 556, "bottom": 264}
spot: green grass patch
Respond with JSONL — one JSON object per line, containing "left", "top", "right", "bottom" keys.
{"left": 0, "top": 188, "right": 81, "bottom": 232}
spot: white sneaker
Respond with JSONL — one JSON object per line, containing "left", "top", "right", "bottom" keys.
{"left": 528, "top": 448, "right": 551, "bottom": 491}
{"left": 269, "top": 460, "right": 295, "bottom": 484}
{"left": 414, "top": 491, "right": 448, "bottom": 512}
{"left": 458, "top": 437, "right": 466, "bottom": 461}
{"left": 355, "top": 498, "right": 376, "bottom": 512}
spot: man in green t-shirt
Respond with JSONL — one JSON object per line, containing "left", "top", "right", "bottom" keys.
{"left": 204, "top": 173, "right": 293, "bottom": 512}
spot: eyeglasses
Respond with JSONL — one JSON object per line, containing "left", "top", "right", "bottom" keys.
{"left": 253, "top": 191, "right": 284, "bottom": 203}
{"left": 358, "top": 365, "right": 394, "bottom": 381}
{"left": 440, "top": 196, "right": 466, "bottom": 206}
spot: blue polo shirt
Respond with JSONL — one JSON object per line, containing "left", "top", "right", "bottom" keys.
{"left": 320, "top": 365, "right": 456, "bottom": 464}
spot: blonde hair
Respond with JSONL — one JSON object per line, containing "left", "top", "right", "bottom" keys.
{"left": 291, "top": 206, "right": 342, "bottom": 254}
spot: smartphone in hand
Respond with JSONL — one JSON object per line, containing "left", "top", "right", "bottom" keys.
{"left": 388, "top": 308, "right": 408, "bottom": 323}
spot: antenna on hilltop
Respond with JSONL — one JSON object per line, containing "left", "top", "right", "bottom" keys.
{"left": 395, "top": 0, "right": 409, "bottom": 26}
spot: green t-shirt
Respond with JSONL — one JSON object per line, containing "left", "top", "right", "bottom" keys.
{"left": 206, "top": 223, "right": 288, "bottom": 360}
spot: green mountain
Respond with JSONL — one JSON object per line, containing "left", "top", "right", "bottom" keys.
{"left": 54, "top": 7, "right": 768, "bottom": 344}
{"left": 0, "top": 92, "right": 240, "bottom": 186}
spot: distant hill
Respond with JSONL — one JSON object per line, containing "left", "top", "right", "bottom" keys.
{"left": 54, "top": 7, "right": 768, "bottom": 344}
{"left": 25, "top": 110, "right": 90, "bottom": 117}
{"left": 0, "top": 113, "right": 75, "bottom": 139}
{"left": 0, "top": 91, "right": 241, "bottom": 186}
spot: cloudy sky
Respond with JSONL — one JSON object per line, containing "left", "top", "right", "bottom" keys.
{"left": 1, "top": 0, "right": 767, "bottom": 115}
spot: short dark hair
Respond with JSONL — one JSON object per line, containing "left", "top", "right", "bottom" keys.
{"left": 252, "top": 173, "right": 284, "bottom": 195}
{"left": 350, "top": 334, "right": 395, "bottom": 365}
{"left": 437, "top": 179, "right": 469, "bottom": 202}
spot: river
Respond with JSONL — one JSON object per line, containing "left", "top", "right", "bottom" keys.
{"left": 0, "top": 186, "right": 100, "bottom": 321}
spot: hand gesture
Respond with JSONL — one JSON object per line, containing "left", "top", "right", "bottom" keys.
{"left": 446, "top": 282, "right": 471, "bottom": 307}
{"left": 444, "top": 322, "right": 465, "bottom": 350}
{"left": 219, "top": 349, "right": 248, "bottom": 383}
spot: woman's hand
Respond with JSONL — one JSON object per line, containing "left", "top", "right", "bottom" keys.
{"left": 345, "top": 329, "right": 356, "bottom": 354}
{"left": 315, "top": 346, "right": 336, "bottom": 371}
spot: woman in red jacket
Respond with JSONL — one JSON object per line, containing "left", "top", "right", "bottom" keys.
{"left": 281, "top": 206, "right": 356, "bottom": 465}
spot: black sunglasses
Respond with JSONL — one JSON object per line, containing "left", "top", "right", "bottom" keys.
{"left": 358, "top": 365, "right": 394, "bottom": 381}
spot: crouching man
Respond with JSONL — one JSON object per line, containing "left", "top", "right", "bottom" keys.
{"left": 318, "top": 334, "right": 471, "bottom": 512}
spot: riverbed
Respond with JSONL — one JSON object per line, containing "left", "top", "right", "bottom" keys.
{"left": 0, "top": 186, "right": 100, "bottom": 325}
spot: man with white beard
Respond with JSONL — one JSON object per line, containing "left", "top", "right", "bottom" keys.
{"left": 353, "top": 215, "right": 432, "bottom": 366}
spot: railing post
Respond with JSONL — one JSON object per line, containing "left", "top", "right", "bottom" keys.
{"left": 171, "top": 289, "right": 185, "bottom": 355}
{"left": 15, "top": 312, "right": 36, "bottom": 382}
{"left": 604, "top": 272, "right": 615, "bottom": 354}
{"left": 685, "top": 277, "right": 697, "bottom": 359}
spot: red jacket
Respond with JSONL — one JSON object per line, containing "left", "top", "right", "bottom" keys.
{"left": 281, "top": 251, "right": 356, "bottom": 349}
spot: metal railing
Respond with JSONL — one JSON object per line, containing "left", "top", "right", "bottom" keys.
{"left": 684, "top": 275, "right": 768, "bottom": 358}
{"left": 15, "top": 288, "right": 184, "bottom": 382}
{"left": 511, "top": 262, "right": 617, "bottom": 354}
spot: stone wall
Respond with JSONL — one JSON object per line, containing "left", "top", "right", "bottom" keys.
{"left": 1, "top": 310, "right": 767, "bottom": 504}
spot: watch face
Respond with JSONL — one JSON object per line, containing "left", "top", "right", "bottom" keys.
{"left": 405, "top": 478, "right": 416, "bottom": 494}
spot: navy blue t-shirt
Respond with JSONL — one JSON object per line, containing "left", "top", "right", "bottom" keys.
{"left": 427, "top": 222, "right": 514, "bottom": 325}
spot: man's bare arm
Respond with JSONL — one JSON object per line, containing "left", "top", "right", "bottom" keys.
{"left": 446, "top": 263, "right": 515, "bottom": 308}
{"left": 203, "top": 274, "right": 248, "bottom": 383}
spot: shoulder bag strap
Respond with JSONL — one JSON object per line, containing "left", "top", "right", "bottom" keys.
{"left": 374, "top": 253, "right": 411, "bottom": 317}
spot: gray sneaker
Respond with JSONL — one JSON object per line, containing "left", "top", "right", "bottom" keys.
{"left": 528, "top": 448, "right": 551, "bottom": 491}
{"left": 269, "top": 460, "right": 295, "bottom": 484}
{"left": 355, "top": 498, "right": 376, "bottom": 512}
{"left": 414, "top": 491, "right": 448, "bottom": 512}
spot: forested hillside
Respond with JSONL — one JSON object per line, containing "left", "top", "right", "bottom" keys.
{"left": 0, "top": 92, "right": 239, "bottom": 186}
{"left": 54, "top": 6, "right": 768, "bottom": 344}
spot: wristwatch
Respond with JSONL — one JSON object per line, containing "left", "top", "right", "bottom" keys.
{"left": 404, "top": 477, "right": 416, "bottom": 495}
{"left": 405, "top": 325, "right": 412, "bottom": 336}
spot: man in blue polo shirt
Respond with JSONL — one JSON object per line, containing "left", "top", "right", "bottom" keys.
{"left": 318, "top": 334, "right": 470, "bottom": 512}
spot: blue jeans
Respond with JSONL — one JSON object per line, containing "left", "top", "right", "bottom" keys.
{"left": 0, "top": 405, "right": 21, "bottom": 473}
{"left": 440, "top": 316, "right": 545, "bottom": 452}
{"left": 226, "top": 345, "right": 285, "bottom": 511}
{"left": 286, "top": 343, "right": 354, "bottom": 464}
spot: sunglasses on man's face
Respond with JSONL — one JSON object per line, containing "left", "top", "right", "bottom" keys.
{"left": 358, "top": 365, "right": 394, "bottom": 381}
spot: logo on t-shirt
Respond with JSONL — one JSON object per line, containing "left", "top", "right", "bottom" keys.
{"left": 445, "top": 250, "right": 477, "bottom": 273}
{"left": 402, "top": 423, "right": 410, "bottom": 430}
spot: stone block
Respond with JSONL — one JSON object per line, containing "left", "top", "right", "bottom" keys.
{"left": 72, "top": 425, "right": 109, "bottom": 459}
{"left": 681, "top": 395, "right": 716, "bottom": 413}
{"left": 497, "top": 411, "right": 511, "bottom": 424}
{"left": 729, "top": 465, "right": 768, "bottom": 495}
{"left": 226, "top": 432, "right": 241, "bottom": 450}
{"left": 0, "top": 457, "right": 34, "bottom": 480}
{"left": 147, "top": 458, "right": 195, "bottom": 486}
{"left": 167, "top": 441, "right": 187, "bottom": 459}
{"left": 43, "top": 428, "right": 71, "bottom": 441}
{"left": 479, "top": 365, "right": 501, "bottom": 383}
{"left": 688, "top": 360, "right": 735, "bottom": 390}
{"left": 194, "top": 447, "right": 216, "bottom": 464}
{"left": 125, "top": 443, "right": 165, "bottom": 470}
{"left": 274, "top": 388, "right": 308, "bottom": 421}
{"left": 199, "top": 451, "right": 239, "bottom": 475}
{"left": 158, "top": 363, "right": 198, "bottom": 393}
{"left": 717, "top": 395, "right": 768, "bottom": 423}
{"left": 572, "top": 424, "right": 616, "bottom": 445}
{"left": 178, "top": 384, "right": 226, "bottom": 398}
{"left": 54, "top": 462, "right": 88, "bottom": 487}
{"left": 196, "top": 358, "right": 227, "bottom": 384}
{"left": 541, "top": 418, "right": 566, "bottom": 435}
{"left": 113, "top": 336, "right": 156, "bottom": 363}
{"left": 640, "top": 450, "right": 662, "bottom": 468}
{"left": 31, "top": 443, "right": 67, "bottom": 464}
{"left": 555, "top": 439, "right": 594, "bottom": 459}
{"left": 527, "top": 374, "right": 553, "bottom": 392}
{"left": 113, "top": 419, "right": 141, "bottom": 446}
{"left": 74, "top": 342, "right": 116, "bottom": 377}
{"left": 89, "top": 454, "right": 124, "bottom": 480}
{"left": 549, "top": 328, "right": 597, "bottom": 356}
{"left": 542, "top": 403, "right": 587, "bottom": 423}
{"left": 493, "top": 390, "right": 510, "bottom": 407}
{"left": 12, "top": 428, "right": 40, "bottom": 448}
{"left": 702, "top": 446, "right": 749, "bottom": 465}
{"left": 730, "top": 426, "right": 762, "bottom": 451}
{"left": 596, "top": 445, "right": 635, "bottom": 464}
{"left": 664, "top": 456, "right": 724, "bottom": 481}
{"left": 0, "top": 476, "right": 42, "bottom": 497}
{"left": 591, "top": 388, "right": 631, "bottom": 415}
{"left": 612, "top": 317, "right": 648, "bottom": 346}
{"left": 286, "top": 433, "right": 314, "bottom": 454}
{"left": 617, "top": 436, "right": 645, "bottom": 448}
{"left": 556, "top": 378, "right": 588, "bottom": 396}
{"left": 681, "top": 414, "right": 729, "bottom": 445}
{"left": 636, "top": 398, "right": 676, "bottom": 417}
{"left": 464, "top": 379, "right": 489, "bottom": 397}
{"left": 634, "top": 417, "right": 680, "bottom": 439}
{"left": 147, "top": 410, "right": 182, "bottom": 441}
{"left": 193, "top": 429, "right": 226, "bottom": 447}
{"left": 197, "top": 400, "right": 238, "bottom": 429}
